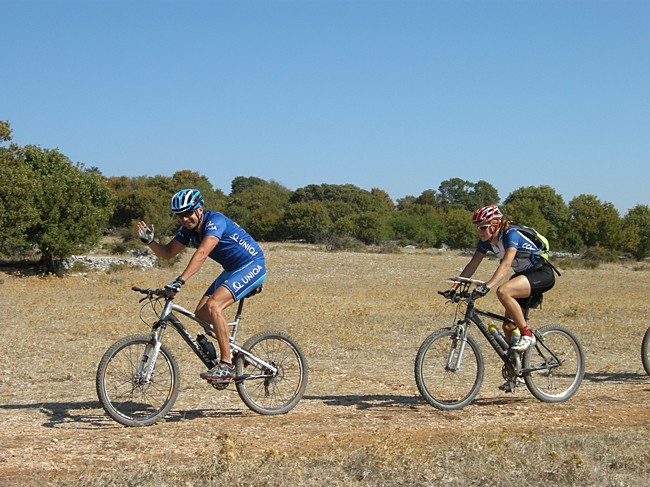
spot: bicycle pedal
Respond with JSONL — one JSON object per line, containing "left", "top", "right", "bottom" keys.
{"left": 204, "top": 375, "right": 234, "bottom": 385}
{"left": 209, "top": 381, "right": 230, "bottom": 390}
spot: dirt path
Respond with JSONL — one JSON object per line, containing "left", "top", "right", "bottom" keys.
{"left": 2, "top": 356, "right": 649, "bottom": 484}
{"left": 1, "top": 247, "right": 649, "bottom": 484}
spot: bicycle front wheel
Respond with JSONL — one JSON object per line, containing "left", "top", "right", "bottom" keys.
{"left": 96, "top": 334, "right": 180, "bottom": 427}
{"left": 235, "top": 331, "right": 308, "bottom": 415}
{"left": 523, "top": 325, "right": 584, "bottom": 403}
{"left": 415, "top": 328, "right": 484, "bottom": 410}
{"left": 642, "top": 326, "right": 650, "bottom": 376}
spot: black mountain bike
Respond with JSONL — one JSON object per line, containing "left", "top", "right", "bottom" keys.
{"left": 415, "top": 277, "right": 584, "bottom": 410}
{"left": 642, "top": 326, "right": 650, "bottom": 376}
{"left": 96, "top": 286, "right": 308, "bottom": 426}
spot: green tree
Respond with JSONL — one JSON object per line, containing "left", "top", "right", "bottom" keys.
{"left": 441, "top": 207, "right": 475, "bottom": 249}
{"left": 0, "top": 120, "right": 13, "bottom": 142}
{"left": 415, "top": 189, "right": 440, "bottom": 207}
{"left": 231, "top": 176, "right": 267, "bottom": 195}
{"left": 0, "top": 143, "right": 40, "bottom": 255}
{"left": 107, "top": 171, "right": 225, "bottom": 240}
{"left": 279, "top": 201, "right": 332, "bottom": 242}
{"left": 20, "top": 145, "right": 114, "bottom": 272}
{"left": 622, "top": 205, "right": 650, "bottom": 259}
{"left": 370, "top": 187, "right": 396, "bottom": 212}
{"left": 226, "top": 178, "right": 291, "bottom": 240}
{"left": 395, "top": 195, "right": 417, "bottom": 211}
{"left": 333, "top": 212, "right": 391, "bottom": 245}
{"left": 502, "top": 200, "right": 551, "bottom": 236}
{"left": 438, "top": 178, "right": 499, "bottom": 211}
{"left": 390, "top": 213, "right": 423, "bottom": 245}
{"left": 390, "top": 208, "right": 445, "bottom": 247}
{"left": 290, "top": 183, "right": 393, "bottom": 222}
{"left": 107, "top": 176, "right": 172, "bottom": 233}
{"left": 568, "top": 194, "right": 622, "bottom": 251}
{"left": 503, "top": 185, "right": 569, "bottom": 248}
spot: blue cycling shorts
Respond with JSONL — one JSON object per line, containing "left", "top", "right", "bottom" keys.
{"left": 205, "top": 259, "right": 266, "bottom": 301}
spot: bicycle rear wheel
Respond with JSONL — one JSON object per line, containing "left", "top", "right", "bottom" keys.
{"left": 235, "top": 331, "right": 308, "bottom": 415}
{"left": 96, "top": 334, "right": 180, "bottom": 427}
{"left": 642, "top": 326, "right": 650, "bottom": 376}
{"left": 414, "top": 328, "right": 484, "bottom": 410}
{"left": 523, "top": 324, "right": 584, "bottom": 403}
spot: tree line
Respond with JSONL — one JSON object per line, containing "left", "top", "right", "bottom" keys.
{"left": 1, "top": 120, "right": 649, "bottom": 272}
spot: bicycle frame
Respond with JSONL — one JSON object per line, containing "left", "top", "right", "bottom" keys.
{"left": 446, "top": 299, "right": 518, "bottom": 379}
{"left": 447, "top": 281, "right": 564, "bottom": 377}
{"left": 138, "top": 292, "right": 278, "bottom": 383}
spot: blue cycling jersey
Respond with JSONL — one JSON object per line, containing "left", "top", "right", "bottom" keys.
{"left": 173, "top": 210, "right": 264, "bottom": 271}
{"left": 476, "top": 227, "right": 544, "bottom": 273}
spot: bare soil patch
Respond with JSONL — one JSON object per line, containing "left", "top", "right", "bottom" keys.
{"left": 1, "top": 244, "right": 649, "bottom": 485}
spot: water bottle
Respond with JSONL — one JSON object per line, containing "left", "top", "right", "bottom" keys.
{"left": 488, "top": 324, "right": 509, "bottom": 351}
{"left": 510, "top": 328, "right": 521, "bottom": 348}
{"left": 197, "top": 334, "right": 217, "bottom": 361}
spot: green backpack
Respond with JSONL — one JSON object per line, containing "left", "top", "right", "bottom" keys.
{"left": 510, "top": 223, "right": 560, "bottom": 276}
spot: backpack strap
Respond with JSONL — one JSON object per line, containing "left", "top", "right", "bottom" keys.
{"left": 546, "top": 260, "right": 562, "bottom": 277}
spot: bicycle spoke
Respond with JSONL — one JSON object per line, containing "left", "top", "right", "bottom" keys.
{"left": 415, "top": 329, "right": 484, "bottom": 410}
{"left": 236, "top": 331, "right": 308, "bottom": 415}
{"left": 523, "top": 325, "right": 584, "bottom": 402}
{"left": 97, "top": 335, "right": 180, "bottom": 427}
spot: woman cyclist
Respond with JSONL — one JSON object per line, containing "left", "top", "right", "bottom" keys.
{"left": 446, "top": 205, "right": 555, "bottom": 388}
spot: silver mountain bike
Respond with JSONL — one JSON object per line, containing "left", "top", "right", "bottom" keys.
{"left": 96, "top": 286, "right": 308, "bottom": 426}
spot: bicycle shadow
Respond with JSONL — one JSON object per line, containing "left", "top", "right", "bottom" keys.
{"left": 583, "top": 371, "right": 648, "bottom": 384}
{"left": 162, "top": 408, "right": 248, "bottom": 423}
{"left": 305, "top": 393, "right": 536, "bottom": 411}
{"left": 304, "top": 393, "right": 425, "bottom": 410}
{"left": 0, "top": 400, "right": 112, "bottom": 429}
{"left": 0, "top": 400, "right": 250, "bottom": 428}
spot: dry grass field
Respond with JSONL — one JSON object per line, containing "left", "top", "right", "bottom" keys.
{"left": 1, "top": 244, "right": 649, "bottom": 486}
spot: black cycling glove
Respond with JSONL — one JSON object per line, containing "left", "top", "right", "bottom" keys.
{"left": 472, "top": 284, "right": 490, "bottom": 298}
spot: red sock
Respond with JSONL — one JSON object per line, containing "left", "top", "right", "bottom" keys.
{"left": 521, "top": 327, "right": 532, "bottom": 337}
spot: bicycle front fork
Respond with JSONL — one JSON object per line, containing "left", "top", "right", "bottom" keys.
{"left": 138, "top": 326, "right": 166, "bottom": 383}
{"left": 446, "top": 327, "right": 468, "bottom": 372}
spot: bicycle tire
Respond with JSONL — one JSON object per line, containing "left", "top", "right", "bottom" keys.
{"left": 96, "top": 334, "right": 180, "bottom": 427}
{"left": 414, "top": 328, "right": 484, "bottom": 410}
{"left": 235, "top": 331, "right": 308, "bottom": 415}
{"left": 523, "top": 324, "right": 584, "bottom": 403}
{"left": 642, "top": 326, "right": 650, "bottom": 376}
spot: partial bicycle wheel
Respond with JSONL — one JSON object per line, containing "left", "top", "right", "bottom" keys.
{"left": 523, "top": 324, "right": 584, "bottom": 403}
{"left": 415, "top": 328, "right": 484, "bottom": 410}
{"left": 235, "top": 331, "right": 308, "bottom": 415}
{"left": 642, "top": 326, "right": 650, "bottom": 376}
{"left": 96, "top": 334, "right": 180, "bottom": 427}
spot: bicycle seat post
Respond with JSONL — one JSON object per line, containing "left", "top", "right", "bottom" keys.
{"left": 234, "top": 297, "right": 245, "bottom": 322}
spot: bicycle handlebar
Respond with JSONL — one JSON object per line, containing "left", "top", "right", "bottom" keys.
{"left": 445, "top": 276, "right": 486, "bottom": 286}
{"left": 131, "top": 286, "right": 167, "bottom": 298}
{"left": 439, "top": 276, "right": 486, "bottom": 303}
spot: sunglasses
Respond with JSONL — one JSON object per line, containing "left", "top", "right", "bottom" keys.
{"left": 477, "top": 224, "right": 491, "bottom": 231}
{"left": 177, "top": 209, "right": 195, "bottom": 219}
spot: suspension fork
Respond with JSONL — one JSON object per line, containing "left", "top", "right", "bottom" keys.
{"left": 139, "top": 320, "right": 167, "bottom": 382}
{"left": 445, "top": 322, "right": 469, "bottom": 371}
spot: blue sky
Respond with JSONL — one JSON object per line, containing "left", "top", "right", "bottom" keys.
{"left": 3, "top": 0, "right": 649, "bottom": 214}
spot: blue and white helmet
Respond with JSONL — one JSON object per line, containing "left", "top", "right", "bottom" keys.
{"left": 170, "top": 189, "right": 204, "bottom": 214}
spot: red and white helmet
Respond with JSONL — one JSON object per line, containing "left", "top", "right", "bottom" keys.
{"left": 472, "top": 204, "right": 503, "bottom": 225}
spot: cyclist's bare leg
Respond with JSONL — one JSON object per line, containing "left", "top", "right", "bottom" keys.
{"left": 195, "top": 285, "right": 235, "bottom": 365}
{"left": 502, "top": 322, "right": 517, "bottom": 342}
{"left": 496, "top": 275, "right": 531, "bottom": 337}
